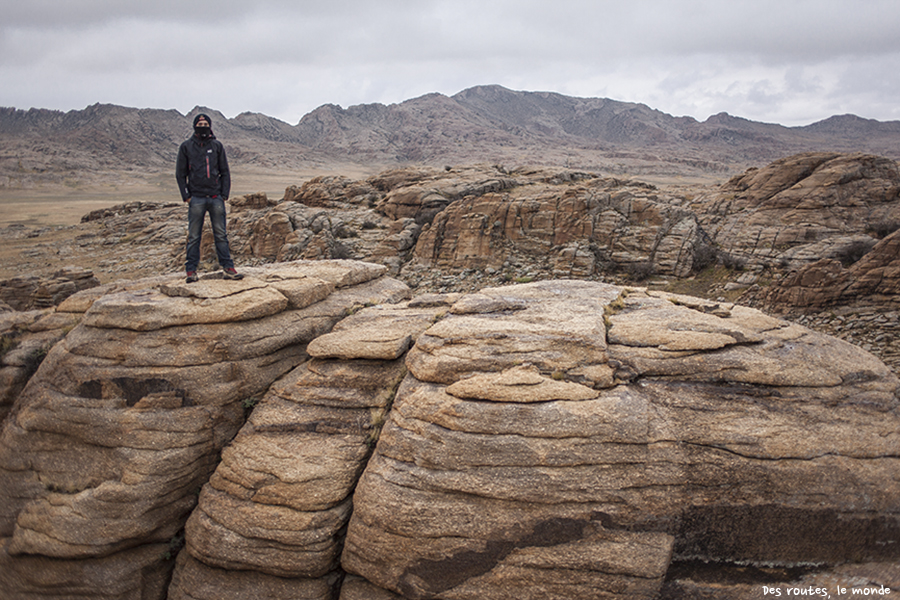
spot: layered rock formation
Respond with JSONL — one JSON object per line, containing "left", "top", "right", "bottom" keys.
{"left": 10, "top": 154, "right": 899, "bottom": 301}
{"left": 343, "top": 281, "right": 900, "bottom": 599}
{"left": 757, "top": 227, "right": 900, "bottom": 310}
{"left": 0, "top": 267, "right": 100, "bottom": 312}
{"left": 0, "top": 260, "right": 409, "bottom": 598}
{"left": 168, "top": 295, "right": 452, "bottom": 599}
{"left": 5, "top": 152, "right": 900, "bottom": 386}
{"left": 698, "top": 152, "right": 900, "bottom": 272}
{"left": 1, "top": 267, "right": 897, "bottom": 599}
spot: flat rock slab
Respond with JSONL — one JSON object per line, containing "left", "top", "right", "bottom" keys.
{"left": 446, "top": 364, "right": 599, "bottom": 402}
{"left": 307, "top": 301, "right": 449, "bottom": 361}
{"left": 407, "top": 280, "right": 619, "bottom": 384}
{"left": 83, "top": 283, "right": 289, "bottom": 330}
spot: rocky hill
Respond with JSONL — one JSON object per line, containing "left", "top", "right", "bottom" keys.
{"left": 4, "top": 86, "right": 900, "bottom": 188}
{"left": 0, "top": 264, "right": 897, "bottom": 599}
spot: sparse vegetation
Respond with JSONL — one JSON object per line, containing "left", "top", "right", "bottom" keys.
{"left": 161, "top": 532, "right": 186, "bottom": 561}
{"left": 869, "top": 219, "right": 900, "bottom": 239}
{"left": 692, "top": 243, "right": 719, "bottom": 272}
{"left": 835, "top": 239, "right": 876, "bottom": 267}
{"left": 23, "top": 345, "right": 49, "bottom": 377}
{"left": 241, "top": 396, "right": 261, "bottom": 419}
{"left": 0, "top": 334, "right": 19, "bottom": 359}
{"left": 719, "top": 252, "right": 747, "bottom": 271}
{"left": 692, "top": 242, "right": 747, "bottom": 273}
{"left": 625, "top": 261, "right": 655, "bottom": 282}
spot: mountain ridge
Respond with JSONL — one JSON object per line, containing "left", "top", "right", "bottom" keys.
{"left": 2, "top": 85, "right": 900, "bottom": 184}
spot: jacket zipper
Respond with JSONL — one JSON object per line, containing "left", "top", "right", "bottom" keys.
{"left": 206, "top": 156, "right": 210, "bottom": 179}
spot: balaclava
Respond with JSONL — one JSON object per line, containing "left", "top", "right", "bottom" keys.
{"left": 193, "top": 113, "right": 213, "bottom": 140}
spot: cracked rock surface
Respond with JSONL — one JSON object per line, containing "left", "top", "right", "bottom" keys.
{"left": 0, "top": 273, "right": 897, "bottom": 599}
{"left": 343, "top": 280, "right": 899, "bottom": 600}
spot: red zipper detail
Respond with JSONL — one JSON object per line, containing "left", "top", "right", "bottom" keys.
{"left": 206, "top": 156, "right": 210, "bottom": 178}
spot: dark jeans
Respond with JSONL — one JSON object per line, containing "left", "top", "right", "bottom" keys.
{"left": 185, "top": 195, "right": 235, "bottom": 272}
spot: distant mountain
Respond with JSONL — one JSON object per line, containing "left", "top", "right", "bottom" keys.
{"left": 2, "top": 85, "right": 899, "bottom": 185}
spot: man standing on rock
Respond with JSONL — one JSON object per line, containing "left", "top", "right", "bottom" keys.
{"left": 176, "top": 113, "right": 243, "bottom": 283}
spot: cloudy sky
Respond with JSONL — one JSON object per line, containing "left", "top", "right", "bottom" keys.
{"left": 2, "top": 0, "right": 899, "bottom": 127}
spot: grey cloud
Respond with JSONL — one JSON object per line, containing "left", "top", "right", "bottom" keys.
{"left": 2, "top": 0, "right": 900, "bottom": 126}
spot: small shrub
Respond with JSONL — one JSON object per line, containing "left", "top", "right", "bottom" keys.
{"left": 692, "top": 244, "right": 719, "bottom": 272}
{"left": 870, "top": 219, "right": 900, "bottom": 239}
{"left": 719, "top": 252, "right": 747, "bottom": 271}
{"left": 0, "top": 335, "right": 19, "bottom": 359}
{"left": 241, "top": 396, "right": 260, "bottom": 419}
{"left": 161, "top": 533, "right": 186, "bottom": 561}
{"left": 834, "top": 239, "right": 876, "bottom": 267}
{"left": 625, "top": 261, "right": 655, "bottom": 281}
{"left": 23, "top": 346, "right": 49, "bottom": 377}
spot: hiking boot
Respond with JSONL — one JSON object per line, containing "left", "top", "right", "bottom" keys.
{"left": 186, "top": 271, "right": 199, "bottom": 283}
{"left": 223, "top": 267, "right": 244, "bottom": 280}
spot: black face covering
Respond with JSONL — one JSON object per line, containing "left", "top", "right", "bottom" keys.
{"left": 193, "top": 113, "right": 213, "bottom": 140}
{"left": 194, "top": 125, "right": 212, "bottom": 139}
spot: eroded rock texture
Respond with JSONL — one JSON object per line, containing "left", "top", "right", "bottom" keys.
{"left": 0, "top": 271, "right": 897, "bottom": 600}
{"left": 168, "top": 294, "right": 450, "bottom": 598}
{"left": 759, "top": 227, "right": 900, "bottom": 310}
{"left": 343, "top": 280, "right": 900, "bottom": 600}
{"left": 0, "top": 260, "right": 409, "bottom": 599}
{"left": 700, "top": 151, "right": 900, "bottom": 270}
{"left": 412, "top": 174, "right": 700, "bottom": 278}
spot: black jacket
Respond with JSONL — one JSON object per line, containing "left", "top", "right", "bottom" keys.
{"left": 175, "top": 134, "right": 231, "bottom": 201}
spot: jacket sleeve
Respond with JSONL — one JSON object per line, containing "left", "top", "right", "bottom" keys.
{"left": 175, "top": 143, "right": 191, "bottom": 201}
{"left": 218, "top": 142, "right": 231, "bottom": 200}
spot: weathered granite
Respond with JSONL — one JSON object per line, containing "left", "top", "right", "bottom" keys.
{"left": 168, "top": 295, "right": 453, "bottom": 599}
{"left": 343, "top": 280, "right": 900, "bottom": 600}
{"left": 699, "top": 152, "right": 900, "bottom": 270}
{"left": 0, "top": 260, "right": 410, "bottom": 600}
{"left": 1, "top": 271, "right": 897, "bottom": 599}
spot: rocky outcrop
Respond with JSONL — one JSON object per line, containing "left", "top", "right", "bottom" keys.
{"left": 15, "top": 155, "right": 898, "bottom": 302}
{"left": 7, "top": 154, "right": 900, "bottom": 413}
{"left": 699, "top": 152, "right": 900, "bottom": 271}
{"left": 202, "top": 166, "right": 706, "bottom": 281}
{"left": 341, "top": 281, "right": 900, "bottom": 599}
{"left": 0, "top": 272, "right": 897, "bottom": 599}
{"left": 410, "top": 171, "right": 701, "bottom": 278}
{"left": 0, "top": 267, "right": 100, "bottom": 312}
{"left": 736, "top": 223, "right": 900, "bottom": 374}
{"left": 0, "top": 308, "right": 81, "bottom": 423}
{"left": 80, "top": 201, "right": 181, "bottom": 223}
{"left": 0, "top": 260, "right": 409, "bottom": 599}
{"left": 757, "top": 227, "right": 900, "bottom": 309}
{"left": 168, "top": 295, "right": 452, "bottom": 599}
{"left": 285, "top": 175, "right": 380, "bottom": 208}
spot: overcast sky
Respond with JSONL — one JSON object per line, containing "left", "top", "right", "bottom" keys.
{"left": 2, "top": 0, "right": 899, "bottom": 127}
